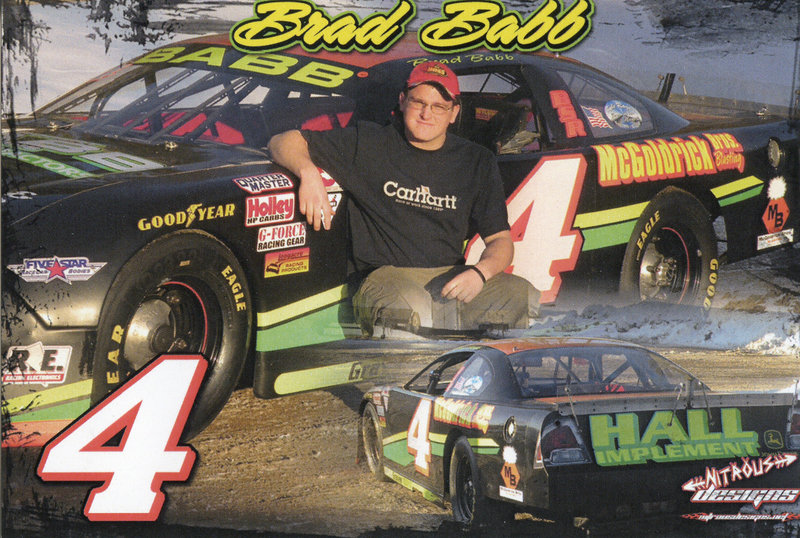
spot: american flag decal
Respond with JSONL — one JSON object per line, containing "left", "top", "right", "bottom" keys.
{"left": 581, "top": 106, "right": 612, "bottom": 129}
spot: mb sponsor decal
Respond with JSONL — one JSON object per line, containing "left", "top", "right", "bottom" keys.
{"left": 593, "top": 132, "right": 745, "bottom": 187}
{"left": 264, "top": 247, "right": 310, "bottom": 278}
{"left": 137, "top": 203, "right": 235, "bottom": 231}
{"left": 759, "top": 177, "right": 794, "bottom": 250}
{"left": 589, "top": 408, "right": 760, "bottom": 466}
{"left": 246, "top": 193, "right": 295, "bottom": 226}
{"left": 3, "top": 343, "right": 72, "bottom": 386}
{"left": 257, "top": 222, "right": 307, "bottom": 252}
{"left": 500, "top": 446, "right": 523, "bottom": 502}
{"left": 7, "top": 256, "right": 106, "bottom": 284}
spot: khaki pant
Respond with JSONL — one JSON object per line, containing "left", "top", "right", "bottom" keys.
{"left": 352, "top": 266, "right": 540, "bottom": 334}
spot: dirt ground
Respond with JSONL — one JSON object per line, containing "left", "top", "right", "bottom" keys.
{"left": 3, "top": 345, "right": 799, "bottom": 537}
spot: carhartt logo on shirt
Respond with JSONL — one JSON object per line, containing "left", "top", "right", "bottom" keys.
{"left": 383, "top": 181, "right": 457, "bottom": 210}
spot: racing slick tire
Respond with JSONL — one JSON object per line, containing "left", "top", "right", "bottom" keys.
{"left": 619, "top": 187, "right": 718, "bottom": 308}
{"left": 361, "top": 402, "right": 389, "bottom": 482}
{"left": 449, "top": 436, "right": 493, "bottom": 526}
{"left": 90, "top": 230, "right": 252, "bottom": 440}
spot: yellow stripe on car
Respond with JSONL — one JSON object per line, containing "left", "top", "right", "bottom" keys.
{"left": 5, "top": 379, "right": 93, "bottom": 414}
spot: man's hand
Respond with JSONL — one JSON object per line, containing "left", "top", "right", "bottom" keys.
{"left": 441, "top": 230, "right": 514, "bottom": 303}
{"left": 269, "top": 130, "right": 334, "bottom": 231}
{"left": 441, "top": 266, "right": 485, "bottom": 303}
{"left": 297, "top": 167, "right": 333, "bottom": 231}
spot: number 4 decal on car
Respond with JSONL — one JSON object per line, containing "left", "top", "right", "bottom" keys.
{"left": 37, "top": 355, "right": 207, "bottom": 521}
{"left": 407, "top": 399, "right": 433, "bottom": 476}
{"left": 467, "top": 155, "right": 587, "bottom": 304}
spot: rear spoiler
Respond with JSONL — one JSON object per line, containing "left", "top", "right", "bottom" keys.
{"left": 552, "top": 391, "right": 794, "bottom": 416}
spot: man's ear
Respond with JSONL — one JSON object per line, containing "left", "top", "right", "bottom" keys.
{"left": 448, "top": 103, "right": 461, "bottom": 125}
{"left": 398, "top": 91, "right": 406, "bottom": 109}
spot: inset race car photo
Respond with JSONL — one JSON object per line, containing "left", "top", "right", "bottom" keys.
{"left": 358, "top": 337, "right": 800, "bottom": 527}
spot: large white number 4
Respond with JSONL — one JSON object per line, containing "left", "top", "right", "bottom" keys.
{"left": 407, "top": 399, "right": 433, "bottom": 476}
{"left": 466, "top": 155, "right": 586, "bottom": 304}
{"left": 37, "top": 354, "right": 207, "bottom": 521}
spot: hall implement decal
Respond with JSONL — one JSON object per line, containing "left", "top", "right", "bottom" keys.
{"left": 589, "top": 408, "right": 760, "bottom": 466}
{"left": 231, "top": 0, "right": 595, "bottom": 54}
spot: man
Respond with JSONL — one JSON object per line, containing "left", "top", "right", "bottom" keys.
{"left": 269, "top": 61, "right": 539, "bottom": 334}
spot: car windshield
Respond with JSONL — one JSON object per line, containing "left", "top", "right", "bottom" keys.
{"left": 509, "top": 345, "right": 693, "bottom": 397}
{"left": 35, "top": 45, "right": 386, "bottom": 148}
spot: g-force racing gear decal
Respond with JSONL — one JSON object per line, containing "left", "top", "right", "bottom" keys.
{"left": 257, "top": 222, "right": 307, "bottom": 252}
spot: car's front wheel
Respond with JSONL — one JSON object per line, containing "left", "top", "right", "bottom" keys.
{"left": 361, "top": 402, "right": 389, "bottom": 481}
{"left": 90, "top": 230, "right": 252, "bottom": 440}
{"left": 619, "top": 187, "right": 718, "bottom": 308}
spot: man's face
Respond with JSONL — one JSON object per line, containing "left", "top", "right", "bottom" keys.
{"left": 399, "top": 83, "right": 460, "bottom": 151}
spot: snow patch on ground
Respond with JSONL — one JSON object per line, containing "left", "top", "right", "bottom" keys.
{"left": 524, "top": 303, "right": 800, "bottom": 356}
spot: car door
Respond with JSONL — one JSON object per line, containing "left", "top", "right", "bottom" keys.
{"left": 382, "top": 351, "right": 476, "bottom": 498}
{"left": 453, "top": 60, "right": 671, "bottom": 305}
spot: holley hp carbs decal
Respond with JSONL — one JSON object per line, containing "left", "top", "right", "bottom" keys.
{"left": 246, "top": 192, "right": 295, "bottom": 226}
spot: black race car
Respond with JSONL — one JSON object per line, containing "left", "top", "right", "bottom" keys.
{"left": 3, "top": 34, "right": 798, "bottom": 446}
{"left": 358, "top": 338, "right": 800, "bottom": 526}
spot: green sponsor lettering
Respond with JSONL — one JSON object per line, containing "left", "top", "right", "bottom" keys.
{"left": 589, "top": 413, "right": 639, "bottom": 448}
{"left": 590, "top": 408, "right": 760, "bottom": 467}
{"left": 640, "top": 410, "right": 689, "bottom": 445}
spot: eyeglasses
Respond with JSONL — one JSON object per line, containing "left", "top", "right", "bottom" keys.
{"left": 405, "top": 97, "right": 453, "bottom": 115}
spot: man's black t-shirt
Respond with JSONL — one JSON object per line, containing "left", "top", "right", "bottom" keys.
{"left": 302, "top": 121, "right": 509, "bottom": 271}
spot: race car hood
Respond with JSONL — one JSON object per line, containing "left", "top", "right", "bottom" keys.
{"left": 1, "top": 125, "right": 269, "bottom": 221}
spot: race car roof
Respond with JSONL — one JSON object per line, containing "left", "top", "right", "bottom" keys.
{"left": 178, "top": 32, "right": 579, "bottom": 69}
{"left": 479, "top": 337, "right": 647, "bottom": 356}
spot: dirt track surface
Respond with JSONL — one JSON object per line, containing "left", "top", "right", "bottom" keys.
{"left": 3, "top": 345, "right": 799, "bottom": 537}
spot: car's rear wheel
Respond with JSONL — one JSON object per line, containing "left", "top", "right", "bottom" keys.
{"left": 449, "top": 436, "right": 491, "bottom": 526}
{"left": 619, "top": 188, "right": 718, "bottom": 308}
{"left": 90, "top": 230, "right": 251, "bottom": 440}
{"left": 361, "top": 402, "right": 389, "bottom": 481}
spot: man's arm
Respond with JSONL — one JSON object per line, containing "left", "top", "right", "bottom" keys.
{"left": 268, "top": 130, "right": 333, "bottom": 231}
{"left": 441, "top": 230, "right": 514, "bottom": 303}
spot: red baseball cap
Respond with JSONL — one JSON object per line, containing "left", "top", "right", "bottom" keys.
{"left": 406, "top": 61, "right": 460, "bottom": 99}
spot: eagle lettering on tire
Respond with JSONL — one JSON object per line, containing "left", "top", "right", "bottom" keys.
{"left": 90, "top": 230, "right": 252, "bottom": 440}
{"left": 620, "top": 187, "right": 718, "bottom": 308}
